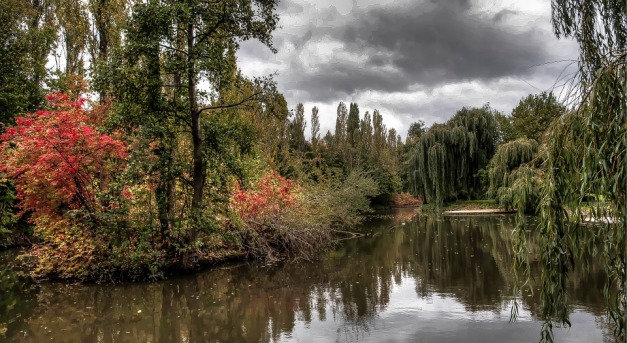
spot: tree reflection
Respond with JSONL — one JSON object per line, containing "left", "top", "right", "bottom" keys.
{"left": 0, "top": 209, "right": 610, "bottom": 342}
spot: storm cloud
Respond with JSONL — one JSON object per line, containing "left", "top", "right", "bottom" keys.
{"left": 237, "top": 0, "right": 579, "bottom": 137}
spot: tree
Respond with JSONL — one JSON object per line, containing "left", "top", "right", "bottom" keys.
{"left": 359, "top": 111, "right": 373, "bottom": 158}
{"left": 406, "top": 105, "right": 498, "bottom": 205}
{"left": 334, "top": 102, "right": 348, "bottom": 148}
{"left": 494, "top": 112, "right": 515, "bottom": 144}
{"left": 87, "top": 0, "right": 128, "bottom": 99}
{"left": 512, "top": 1, "right": 626, "bottom": 341}
{"left": 289, "top": 103, "right": 307, "bottom": 152}
{"left": 486, "top": 137, "right": 539, "bottom": 212}
{"left": 372, "top": 110, "right": 386, "bottom": 158}
{"left": 113, "top": 0, "right": 279, "bottom": 253}
{"left": 510, "top": 92, "right": 564, "bottom": 142}
{"left": 0, "top": 93, "right": 127, "bottom": 226}
{"left": 0, "top": 0, "right": 56, "bottom": 125}
{"left": 310, "top": 106, "right": 320, "bottom": 150}
{"left": 52, "top": 0, "right": 90, "bottom": 77}
{"left": 346, "top": 102, "right": 360, "bottom": 146}
{"left": 406, "top": 120, "right": 426, "bottom": 145}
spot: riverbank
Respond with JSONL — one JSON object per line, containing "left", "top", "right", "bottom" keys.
{"left": 0, "top": 211, "right": 609, "bottom": 343}
{"left": 420, "top": 199, "right": 505, "bottom": 212}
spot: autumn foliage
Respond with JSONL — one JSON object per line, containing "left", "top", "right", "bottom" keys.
{"left": 230, "top": 171, "right": 328, "bottom": 261}
{"left": 231, "top": 171, "right": 298, "bottom": 223}
{"left": 0, "top": 93, "right": 128, "bottom": 223}
{"left": 390, "top": 192, "right": 423, "bottom": 207}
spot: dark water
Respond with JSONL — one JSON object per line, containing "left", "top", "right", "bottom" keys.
{"left": 0, "top": 209, "right": 611, "bottom": 342}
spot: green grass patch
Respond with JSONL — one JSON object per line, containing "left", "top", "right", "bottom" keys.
{"left": 421, "top": 199, "right": 502, "bottom": 211}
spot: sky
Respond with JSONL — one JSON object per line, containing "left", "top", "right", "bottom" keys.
{"left": 236, "top": 0, "right": 580, "bottom": 139}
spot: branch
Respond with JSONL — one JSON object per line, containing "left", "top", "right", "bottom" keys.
{"left": 159, "top": 43, "right": 188, "bottom": 56}
{"left": 196, "top": 91, "right": 263, "bottom": 115}
{"left": 193, "top": 2, "right": 228, "bottom": 48}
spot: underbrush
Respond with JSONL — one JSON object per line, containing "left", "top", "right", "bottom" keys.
{"left": 231, "top": 170, "right": 379, "bottom": 262}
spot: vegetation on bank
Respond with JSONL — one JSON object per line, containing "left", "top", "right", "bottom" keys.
{"left": 0, "top": 1, "right": 624, "bottom": 341}
{"left": 0, "top": 0, "right": 401, "bottom": 281}
{"left": 420, "top": 199, "right": 502, "bottom": 212}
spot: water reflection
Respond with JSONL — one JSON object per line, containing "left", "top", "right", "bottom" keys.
{"left": 0, "top": 210, "right": 611, "bottom": 342}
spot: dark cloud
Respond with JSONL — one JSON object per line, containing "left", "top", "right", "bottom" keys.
{"left": 291, "top": 2, "right": 551, "bottom": 101}
{"left": 236, "top": 0, "right": 577, "bottom": 135}
{"left": 276, "top": 0, "right": 304, "bottom": 15}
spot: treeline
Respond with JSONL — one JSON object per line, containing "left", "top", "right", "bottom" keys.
{"left": 403, "top": 92, "right": 566, "bottom": 210}
{"left": 0, "top": 0, "right": 415, "bottom": 280}
{"left": 276, "top": 102, "right": 405, "bottom": 205}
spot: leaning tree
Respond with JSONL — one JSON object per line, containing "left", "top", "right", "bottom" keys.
{"left": 512, "top": 1, "right": 626, "bottom": 341}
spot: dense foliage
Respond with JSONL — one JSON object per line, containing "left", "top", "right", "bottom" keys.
{"left": 405, "top": 105, "right": 498, "bottom": 206}
{"left": 509, "top": 1, "right": 626, "bottom": 341}
{"left": 486, "top": 138, "right": 539, "bottom": 212}
{"left": 0, "top": 0, "right": 409, "bottom": 279}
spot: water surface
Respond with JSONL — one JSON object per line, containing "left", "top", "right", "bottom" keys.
{"left": 0, "top": 209, "right": 611, "bottom": 342}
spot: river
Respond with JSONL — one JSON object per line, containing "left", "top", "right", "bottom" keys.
{"left": 0, "top": 209, "right": 611, "bottom": 342}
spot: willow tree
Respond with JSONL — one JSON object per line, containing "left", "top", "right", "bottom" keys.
{"left": 512, "top": 0, "right": 626, "bottom": 341}
{"left": 486, "top": 137, "right": 539, "bottom": 212}
{"left": 406, "top": 105, "right": 498, "bottom": 206}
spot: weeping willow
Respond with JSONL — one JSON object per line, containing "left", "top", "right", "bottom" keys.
{"left": 486, "top": 138, "right": 539, "bottom": 212}
{"left": 511, "top": 1, "right": 626, "bottom": 341}
{"left": 406, "top": 105, "right": 498, "bottom": 206}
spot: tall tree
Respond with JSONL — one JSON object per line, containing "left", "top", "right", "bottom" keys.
{"left": 0, "top": 0, "right": 56, "bottom": 124}
{"left": 310, "top": 106, "right": 320, "bottom": 150}
{"left": 52, "top": 0, "right": 90, "bottom": 77}
{"left": 510, "top": 92, "right": 564, "bottom": 142}
{"left": 290, "top": 103, "right": 307, "bottom": 152}
{"left": 114, "top": 0, "right": 279, "bottom": 253}
{"left": 359, "top": 111, "right": 373, "bottom": 158}
{"left": 372, "top": 110, "right": 386, "bottom": 158}
{"left": 88, "top": 0, "right": 128, "bottom": 99}
{"left": 346, "top": 102, "right": 360, "bottom": 146}
{"left": 334, "top": 102, "right": 347, "bottom": 148}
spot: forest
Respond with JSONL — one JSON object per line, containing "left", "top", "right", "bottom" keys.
{"left": 0, "top": 0, "right": 625, "bottom": 340}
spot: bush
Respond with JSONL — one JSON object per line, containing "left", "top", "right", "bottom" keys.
{"left": 390, "top": 192, "right": 423, "bottom": 207}
{"left": 231, "top": 170, "right": 379, "bottom": 261}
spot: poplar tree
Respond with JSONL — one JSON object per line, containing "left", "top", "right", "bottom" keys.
{"left": 311, "top": 106, "right": 320, "bottom": 149}
{"left": 334, "top": 102, "right": 347, "bottom": 148}
{"left": 346, "top": 102, "right": 360, "bottom": 146}
{"left": 290, "top": 103, "right": 307, "bottom": 152}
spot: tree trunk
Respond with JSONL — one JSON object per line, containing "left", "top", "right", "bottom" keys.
{"left": 155, "top": 143, "right": 175, "bottom": 241}
{"left": 188, "top": 23, "right": 203, "bottom": 249}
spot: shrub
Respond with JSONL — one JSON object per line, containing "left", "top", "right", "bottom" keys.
{"left": 231, "top": 170, "right": 379, "bottom": 261}
{"left": 390, "top": 192, "right": 423, "bottom": 207}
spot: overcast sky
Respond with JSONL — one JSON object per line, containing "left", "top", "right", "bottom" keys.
{"left": 236, "top": 0, "right": 579, "bottom": 138}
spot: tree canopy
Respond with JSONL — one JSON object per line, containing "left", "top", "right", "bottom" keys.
{"left": 406, "top": 105, "right": 498, "bottom": 206}
{"left": 511, "top": 1, "right": 626, "bottom": 341}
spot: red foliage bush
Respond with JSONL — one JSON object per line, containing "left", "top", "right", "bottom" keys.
{"left": 231, "top": 171, "right": 298, "bottom": 223}
{"left": 391, "top": 192, "right": 423, "bottom": 207}
{"left": 0, "top": 92, "right": 128, "bottom": 222}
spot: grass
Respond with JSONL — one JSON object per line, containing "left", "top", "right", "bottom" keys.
{"left": 421, "top": 199, "right": 502, "bottom": 211}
